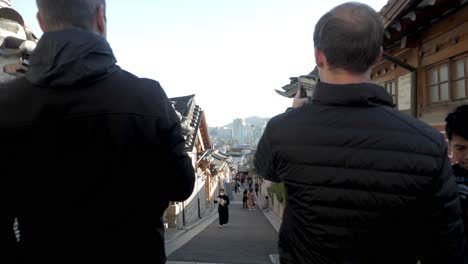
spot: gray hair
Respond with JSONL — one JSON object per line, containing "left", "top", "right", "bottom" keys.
{"left": 36, "top": 0, "right": 105, "bottom": 31}
{"left": 313, "top": 2, "right": 383, "bottom": 74}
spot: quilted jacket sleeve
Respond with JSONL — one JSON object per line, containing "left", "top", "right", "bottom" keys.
{"left": 420, "top": 146, "right": 465, "bottom": 264}
{"left": 254, "top": 121, "right": 280, "bottom": 183}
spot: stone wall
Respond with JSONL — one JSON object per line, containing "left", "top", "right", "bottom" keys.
{"left": 165, "top": 176, "right": 219, "bottom": 229}
{"left": 272, "top": 193, "right": 284, "bottom": 220}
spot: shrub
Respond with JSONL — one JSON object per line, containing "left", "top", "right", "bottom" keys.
{"left": 267, "top": 183, "right": 286, "bottom": 204}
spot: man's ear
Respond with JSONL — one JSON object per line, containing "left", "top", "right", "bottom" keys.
{"left": 372, "top": 46, "right": 383, "bottom": 66}
{"left": 36, "top": 12, "right": 47, "bottom": 32}
{"left": 315, "top": 47, "right": 325, "bottom": 68}
{"left": 96, "top": 4, "right": 106, "bottom": 37}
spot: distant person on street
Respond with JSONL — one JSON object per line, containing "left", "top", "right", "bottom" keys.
{"left": 234, "top": 181, "right": 239, "bottom": 193}
{"left": 214, "top": 189, "right": 230, "bottom": 227}
{"left": 255, "top": 182, "right": 259, "bottom": 196}
{"left": 243, "top": 189, "right": 248, "bottom": 209}
{"left": 247, "top": 188, "right": 255, "bottom": 210}
{"left": 255, "top": 2, "right": 464, "bottom": 264}
{"left": 262, "top": 195, "right": 270, "bottom": 211}
{"left": 0, "top": 1, "right": 195, "bottom": 263}
{"left": 446, "top": 105, "right": 468, "bottom": 248}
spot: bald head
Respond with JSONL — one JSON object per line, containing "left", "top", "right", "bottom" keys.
{"left": 36, "top": 0, "right": 106, "bottom": 32}
{"left": 313, "top": 2, "right": 383, "bottom": 74}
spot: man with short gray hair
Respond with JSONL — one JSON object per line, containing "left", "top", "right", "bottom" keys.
{"left": 35, "top": 0, "right": 106, "bottom": 33}
{"left": 1, "top": 1, "right": 195, "bottom": 263}
{"left": 255, "top": 2, "right": 464, "bottom": 263}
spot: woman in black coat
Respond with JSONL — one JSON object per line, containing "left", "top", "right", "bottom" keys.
{"left": 214, "top": 189, "right": 230, "bottom": 227}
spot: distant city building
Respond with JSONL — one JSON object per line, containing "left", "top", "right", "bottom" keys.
{"left": 209, "top": 117, "right": 269, "bottom": 149}
{"left": 218, "top": 127, "right": 232, "bottom": 139}
{"left": 232, "top": 118, "right": 244, "bottom": 144}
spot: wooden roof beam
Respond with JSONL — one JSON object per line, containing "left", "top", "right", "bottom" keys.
{"left": 417, "top": 0, "right": 437, "bottom": 9}
{"left": 390, "top": 21, "right": 402, "bottom": 31}
{"left": 402, "top": 11, "right": 416, "bottom": 21}
{"left": 385, "top": 30, "right": 391, "bottom": 39}
{"left": 383, "top": 0, "right": 458, "bottom": 47}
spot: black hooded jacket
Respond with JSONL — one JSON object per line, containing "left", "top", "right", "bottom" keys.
{"left": 0, "top": 29, "right": 194, "bottom": 264}
{"left": 255, "top": 82, "right": 464, "bottom": 264}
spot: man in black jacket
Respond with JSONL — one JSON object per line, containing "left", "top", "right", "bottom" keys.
{"left": 255, "top": 2, "right": 464, "bottom": 264}
{"left": 0, "top": 1, "right": 195, "bottom": 263}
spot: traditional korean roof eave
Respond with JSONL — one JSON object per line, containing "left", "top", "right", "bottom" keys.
{"left": 276, "top": 67, "right": 319, "bottom": 98}
{"left": 212, "top": 151, "right": 230, "bottom": 161}
{"left": 199, "top": 112, "right": 212, "bottom": 150}
{"left": 381, "top": 0, "right": 466, "bottom": 49}
{"left": 170, "top": 94, "right": 204, "bottom": 151}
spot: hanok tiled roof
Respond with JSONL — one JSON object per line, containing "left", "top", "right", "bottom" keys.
{"left": 170, "top": 94, "right": 203, "bottom": 151}
{"left": 208, "top": 150, "right": 234, "bottom": 175}
{"left": 276, "top": 66, "right": 319, "bottom": 98}
{"left": 212, "top": 151, "right": 231, "bottom": 161}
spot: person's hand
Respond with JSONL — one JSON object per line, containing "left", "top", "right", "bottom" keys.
{"left": 3, "top": 61, "right": 28, "bottom": 77}
{"left": 292, "top": 88, "right": 308, "bottom": 108}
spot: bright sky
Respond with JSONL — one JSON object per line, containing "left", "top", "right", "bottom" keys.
{"left": 14, "top": 0, "right": 388, "bottom": 126}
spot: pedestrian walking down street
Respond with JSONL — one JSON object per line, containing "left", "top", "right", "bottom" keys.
{"left": 214, "top": 189, "right": 230, "bottom": 227}
{"left": 255, "top": 183, "right": 259, "bottom": 196}
{"left": 242, "top": 189, "right": 248, "bottom": 209}
{"left": 255, "top": 2, "right": 464, "bottom": 264}
{"left": 262, "top": 195, "right": 270, "bottom": 211}
{"left": 247, "top": 189, "right": 255, "bottom": 210}
{"left": 1, "top": 1, "right": 195, "bottom": 263}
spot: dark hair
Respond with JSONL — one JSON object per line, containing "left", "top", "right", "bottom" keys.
{"left": 445, "top": 105, "right": 468, "bottom": 141}
{"left": 313, "top": 2, "right": 384, "bottom": 74}
{"left": 36, "top": 0, "right": 105, "bottom": 31}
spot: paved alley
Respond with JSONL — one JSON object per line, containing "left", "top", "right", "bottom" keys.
{"left": 166, "top": 191, "right": 279, "bottom": 264}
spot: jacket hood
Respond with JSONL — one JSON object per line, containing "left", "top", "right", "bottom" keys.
{"left": 26, "top": 28, "right": 118, "bottom": 87}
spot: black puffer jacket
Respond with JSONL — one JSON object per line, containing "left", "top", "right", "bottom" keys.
{"left": 0, "top": 29, "right": 194, "bottom": 264}
{"left": 255, "top": 82, "right": 464, "bottom": 264}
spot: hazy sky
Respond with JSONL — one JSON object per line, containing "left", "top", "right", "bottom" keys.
{"left": 14, "top": 0, "right": 388, "bottom": 126}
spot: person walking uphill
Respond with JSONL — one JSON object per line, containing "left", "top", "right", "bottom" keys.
{"left": 255, "top": 2, "right": 464, "bottom": 264}
{"left": 214, "top": 189, "right": 230, "bottom": 227}
{"left": 0, "top": 1, "right": 195, "bottom": 264}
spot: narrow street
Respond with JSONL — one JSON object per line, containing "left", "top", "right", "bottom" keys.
{"left": 166, "top": 190, "right": 280, "bottom": 264}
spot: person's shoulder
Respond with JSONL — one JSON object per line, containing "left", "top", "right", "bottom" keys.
{"left": 116, "top": 69, "right": 164, "bottom": 94}
{"left": 111, "top": 69, "right": 169, "bottom": 105}
{"left": 262, "top": 107, "right": 311, "bottom": 142}
{"left": 264, "top": 110, "right": 294, "bottom": 131}
{"left": 0, "top": 77, "right": 35, "bottom": 105}
{"left": 379, "top": 108, "right": 446, "bottom": 150}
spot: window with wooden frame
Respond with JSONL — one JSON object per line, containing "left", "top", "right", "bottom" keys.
{"left": 383, "top": 80, "right": 397, "bottom": 104}
{"left": 426, "top": 54, "right": 468, "bottom": 104}
{"left": 428, "top": 63, "right": 450, "bottom": 103}
{"left": 453, "top": 56, "right": 468, "bottom": 100}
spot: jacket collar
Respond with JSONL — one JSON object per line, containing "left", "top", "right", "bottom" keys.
{"left": 311, "top": 81, "right": 395, "bottom": 107}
